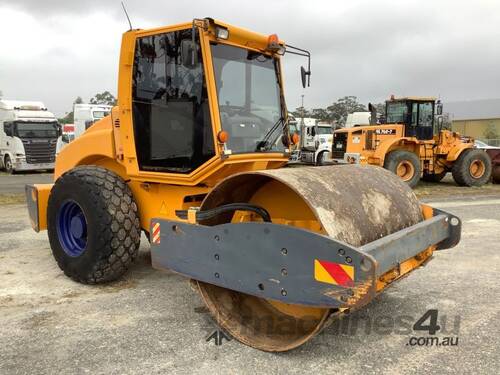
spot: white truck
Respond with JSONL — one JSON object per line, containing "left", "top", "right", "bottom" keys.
{"left": 345, "top": 111, "right": 371, "bottom": 128}
{"left": 74, "top": 104, "right": 112, "bottom": 138}
{"left": 290, "top": 117, "right": 333, "bottom": 165}
{"left": 0, "top": 100, "right": 61, "bottom": 173}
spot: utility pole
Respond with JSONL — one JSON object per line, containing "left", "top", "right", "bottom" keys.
{"left": 300, "top": 94, "right": 305, "bottom": 123}
{"left": 300, "top": 94, "right": 305, "bottom": 149}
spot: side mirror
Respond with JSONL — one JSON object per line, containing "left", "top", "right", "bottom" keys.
{"left": 181, "top": 39, "right": 198, "bottom": 68}
{"left": 3, "top": 122, "right": 13, "bottom": 136}
{"left": 61, "top": 134, "right": 70, "bottom": 143}
{"left": 436, "top": 102, "right": 443, "bottom": 115}
{"left": 56, "top": 123, "right": 63, "bottom": 137}
{"left": 300, "top": 66, "right": 311, "bottom": 88}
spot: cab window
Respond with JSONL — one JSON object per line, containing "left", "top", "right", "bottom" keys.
{"left": 386, "top": 102, "right": 408, "bottom": 123}
{"left": 418, "top": 102, "right": 433, "bottom": 127}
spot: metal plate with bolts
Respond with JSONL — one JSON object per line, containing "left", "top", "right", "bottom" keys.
{"left": 150, "top": 207, "right": 460, "bottom": 309}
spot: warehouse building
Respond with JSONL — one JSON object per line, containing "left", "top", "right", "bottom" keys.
{"left": 447, "top": 98, "right": 500, "bottom": 144}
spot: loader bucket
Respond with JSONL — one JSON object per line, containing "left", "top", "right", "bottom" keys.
{"left": 195, "top": 165, "right": 424, "bottom": 351}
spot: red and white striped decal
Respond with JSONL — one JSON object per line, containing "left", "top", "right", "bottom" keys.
{"left": 152, "top": 222, "right": 161, "bottom": 244}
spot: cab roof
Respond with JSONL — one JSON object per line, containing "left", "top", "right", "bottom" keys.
{"left": 0, "top": 100, "right": 47, "bottom": 110}
{"left": 134, "top": 18, "right": 284, "bottom": 53}
{"left": 387, "top": 96, "right": 437, "bottom": 102}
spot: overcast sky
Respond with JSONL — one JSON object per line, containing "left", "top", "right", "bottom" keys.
{"left": 1, "top": 0, "right": 499, "bottom": 116}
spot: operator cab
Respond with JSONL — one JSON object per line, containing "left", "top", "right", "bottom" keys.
{"left": 129, "top": 18, "right": 311, "bottom": 179}
{"left": 385, "top": 97, "right": 441, "bottom": 141}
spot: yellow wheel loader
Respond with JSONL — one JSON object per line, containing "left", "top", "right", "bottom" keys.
{"left": 25, "top": 19, "right": 461, "bottom": 352}
{"left": 332, "top": 96, "right": 492, "bottom": 188}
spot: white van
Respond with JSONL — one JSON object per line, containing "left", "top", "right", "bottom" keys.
{"left": 0, "top": 100, "right": 61, "bottom": 173}
{"left": 74, "top": 104, "right": 112, "bottom": 138}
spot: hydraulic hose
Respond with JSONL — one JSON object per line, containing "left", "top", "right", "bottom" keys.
{"left": 175, "top": 203, "right": 272, "bottom": 223}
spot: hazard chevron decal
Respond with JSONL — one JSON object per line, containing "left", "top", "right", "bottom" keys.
{"left": 152, "top": 222, "right": 161, "bottom": 244}
{"left": 314, "top": 259, "right": 354, "bottom": 287}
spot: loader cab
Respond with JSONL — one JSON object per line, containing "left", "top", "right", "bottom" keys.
{"left": 385, "top": 98, "right": 436, "bottom": 141}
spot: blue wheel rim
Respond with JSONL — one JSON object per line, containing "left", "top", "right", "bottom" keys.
{"left": 56, "top": 200, "right": 88, "bottom": 257}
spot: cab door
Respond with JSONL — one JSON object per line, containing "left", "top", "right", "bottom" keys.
{"left": 407, "top": 102, "right": 434, "bottom": 140}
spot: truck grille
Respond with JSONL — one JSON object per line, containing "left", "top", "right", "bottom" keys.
{"left": 22, "top": 139, "right": 57, "bottom": 164}
{"left": 331, "top": 133, "right": 347, "bottom": 159}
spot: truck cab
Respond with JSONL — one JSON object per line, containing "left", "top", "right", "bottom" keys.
{"left": 0, "top": 100, "right": 61, "bottom": 173}
{"left": 74, "top": 104, "right": 112, "bottom": 138}
{"left": 290, "top": 119, "right": 333, "bottom": 165}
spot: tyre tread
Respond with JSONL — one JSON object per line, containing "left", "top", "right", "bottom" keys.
{"left": 48, "top": 166, "right": 140, "bottom": 284}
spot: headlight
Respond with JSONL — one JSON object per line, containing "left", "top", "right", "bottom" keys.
{"left": 215, "top": 26, "right": 229, "bottom": 40}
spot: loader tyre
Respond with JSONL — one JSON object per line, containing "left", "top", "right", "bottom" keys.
{"left": 47, "top": 166, "right": 141, "bottom": 284}
{"left": 421, "top": 170, "right": 447, "bottom": 182}
{"left": 384, "top": 150, "right": 420, "bottom": 188}
{"left": 452, "top": 148, "right": 491, "bottom": 186}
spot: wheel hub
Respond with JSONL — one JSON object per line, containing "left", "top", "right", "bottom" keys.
{"left": 469, "top": 159, "right": 485, "bottom": 178}
{"left": 397, "top": 161, "right": 414, "bottom": 181}
{"left": 70, "top": 214, "right": 86, "bottom": 239}
{"left": 57, "top": 200, "right": 88, "bottom": 257}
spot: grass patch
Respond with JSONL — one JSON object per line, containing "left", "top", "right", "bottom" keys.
{"left": 414, "top": 181, "right": 500, "bottom": 198}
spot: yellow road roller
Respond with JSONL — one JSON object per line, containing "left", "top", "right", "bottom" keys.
{"left": 25, "top": 18, "right": 461, "bottom": 352}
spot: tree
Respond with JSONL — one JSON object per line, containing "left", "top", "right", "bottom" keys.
{"left": 89, "top": 91, "right": 116, "bottom": 106}
{"left": 74, "top": 96, "right": 84, "bottom": 105}
{"left": 327, "top": 96, "right": 366, "bottom": 126}
{"left": 291, "top": 106, "right": 310, "bottom": 118}
{"left": 311, "top": 108, "right": 330, "bottom": 121}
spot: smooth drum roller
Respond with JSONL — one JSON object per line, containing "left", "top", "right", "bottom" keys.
{"left": 196, "top": 164, "right": 423, "bottom": 351}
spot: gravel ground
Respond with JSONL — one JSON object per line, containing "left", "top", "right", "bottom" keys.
{"left": 0, "top": 193, "right": 499, "bottom": 374}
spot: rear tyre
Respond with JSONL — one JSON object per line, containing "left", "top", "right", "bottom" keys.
{"left": 422, "top": 170, "right": 447, "bottom": 182}
{"left": 452, "top": 149, "right": 491, "bottom": 186}
{"left": 4, "top": 155, "right": 14, "bottom": 174}
{"left": 47, "top": 166, "right": 141, "bottom": 284}
{"left": 384, "top": 150, "right": 420, "bottom": 188}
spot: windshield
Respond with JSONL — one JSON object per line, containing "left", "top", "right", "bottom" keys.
{"left": 15, "top": 122, "right": 59, "bottom": 138}
{"left": 211, "top": 43, "right": 285, "bottom": 153}
{"left": 316, "top": 126, "right": 332, "bottom": 135}
{"left": 386, "top": 102, "right": 408, "bottom": 123}
{"left": 92, "top": 110, "right": 109, "bottom": 119}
